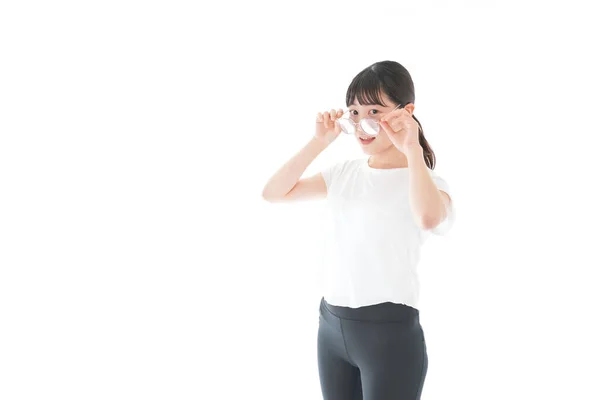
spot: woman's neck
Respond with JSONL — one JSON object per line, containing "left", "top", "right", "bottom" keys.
{"left": 368, "top": 147, "right": 408, "bottom": 169}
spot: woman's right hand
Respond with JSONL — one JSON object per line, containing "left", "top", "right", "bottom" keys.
{"left": 315, "top": 109, "right": 344, "bottom": 145}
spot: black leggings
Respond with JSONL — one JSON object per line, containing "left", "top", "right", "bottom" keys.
{"left": 317, "top": 297, "right": 428, "bottom": 400}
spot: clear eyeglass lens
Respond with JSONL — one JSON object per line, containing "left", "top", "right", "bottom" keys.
{"left": 338, "top": 118, "right": 355, "bottom": 135}
{"left": 360, "top": 118, "right": 380, "bottom": 136}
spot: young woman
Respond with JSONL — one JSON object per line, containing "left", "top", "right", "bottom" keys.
{"left": 262, "top": 60, "right": 455, "bottom": 400}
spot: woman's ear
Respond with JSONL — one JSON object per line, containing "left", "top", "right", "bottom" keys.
{"left": 404, "top": 103, "right": 415, "bottom": 116}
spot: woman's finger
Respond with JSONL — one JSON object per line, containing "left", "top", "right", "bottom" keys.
{"left": 382, "top": 108, "right": 406, "bottom": 123}
{"left": 334, "top": 119, "right": 342, "bottom": 134}
{"left": 389, "top": 118, "right": 404, "bottom": 132}
{"left": 323, "top": 111, "right": 330, "bottom": 128}
{"left": 316, "top": 112, "right": 323, "bottom": 123}
{"left": 329, "top": 109, "right": 336, "bottom": 121}
{"left": 380, "top": 120, "right": 394, "bottom": 136}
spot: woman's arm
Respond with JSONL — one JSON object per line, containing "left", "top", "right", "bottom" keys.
{"left": 262, "top": 137, "right": 329, "bottom": 202}
{"left": 406, "top": 146, "right": 450, "bottom": 230}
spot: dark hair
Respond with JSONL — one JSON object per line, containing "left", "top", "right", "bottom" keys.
{"left": 346, "top": 60, "right": 436, "bottom": 169}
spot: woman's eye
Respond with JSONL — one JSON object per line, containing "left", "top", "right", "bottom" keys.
{"left": 350, "top": 110, "right": 378, "bottom": 116}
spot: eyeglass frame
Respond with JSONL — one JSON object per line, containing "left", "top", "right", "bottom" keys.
{"left": 339, "top": 103, "right": 406, "bottom": 136}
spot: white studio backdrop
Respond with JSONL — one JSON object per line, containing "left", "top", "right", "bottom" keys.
{"left": 1, "top": 1, "right": 599, "bottom": 399}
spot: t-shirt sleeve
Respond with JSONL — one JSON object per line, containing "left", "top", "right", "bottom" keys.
{"left": 428, "top": 169, "right": 456, "bottom": 235}
{"left": 320, "top": 161, "right": 344, "bottom": 192}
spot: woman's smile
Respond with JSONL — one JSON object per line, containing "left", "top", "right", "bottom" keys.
{"left": 359, "top": 136, "right": 376, "bottom": 145}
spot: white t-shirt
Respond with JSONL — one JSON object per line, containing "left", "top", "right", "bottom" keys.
{"left": 320, "top": 157, "right": 455, "bottom": 309}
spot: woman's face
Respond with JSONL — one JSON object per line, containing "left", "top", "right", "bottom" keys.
{"left": 348, "top": 92, "right": 414, "bottom": 155}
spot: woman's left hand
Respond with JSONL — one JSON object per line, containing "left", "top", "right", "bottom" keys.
{"left": 379, "top": 108, "right": 421, "bottom": 154}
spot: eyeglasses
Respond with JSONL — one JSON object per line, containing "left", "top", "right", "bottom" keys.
{"left": 338, "top": 103, "right": 405, "bottom": 136}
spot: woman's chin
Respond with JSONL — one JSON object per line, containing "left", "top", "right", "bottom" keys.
{"left": 361, "top": 147, "right": 379, "bottom": 155}
{"left": 359, "top": 143, "right": 393, "bottom": 156}
{"left": 357, "top": 140, "right": 379, "bottom": 153}
{"left": 357, "top": 135, "right": 379, "bottom": 152}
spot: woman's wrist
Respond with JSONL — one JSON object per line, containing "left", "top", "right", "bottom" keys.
{"left": 405, "top": 145, "right": 424, "bottom": 162}
{"left": 312, "top": 135, "right": 332, "bottom": 149}
{"left": 310, "top": 136, "right": 332, "bottom": 153}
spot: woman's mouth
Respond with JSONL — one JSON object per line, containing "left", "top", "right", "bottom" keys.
{"left": 359, "top": 136, "right": 376, "bottom": 145}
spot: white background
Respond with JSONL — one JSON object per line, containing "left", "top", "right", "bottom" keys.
{"left": 1, "top": 1, "right": 599, "bottom": 399}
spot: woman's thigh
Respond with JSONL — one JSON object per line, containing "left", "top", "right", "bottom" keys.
{"left": 343, "top": 318, "right": 428, "bottom": 400}
{"left": 317, "top": 299, "right": 363, "bottom": 400}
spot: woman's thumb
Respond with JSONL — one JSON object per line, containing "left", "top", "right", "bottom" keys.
{"left": 334, "top": 119, "right": 341, "bottom": 134}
